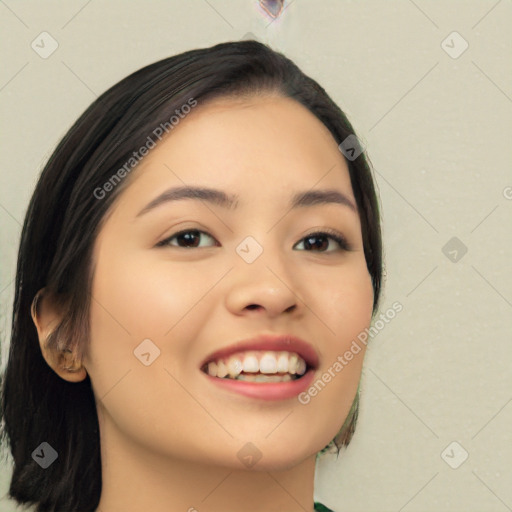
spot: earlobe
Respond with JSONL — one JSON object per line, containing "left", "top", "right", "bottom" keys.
{"left": 31, "top": 288, "right": 88, "bottom": 383}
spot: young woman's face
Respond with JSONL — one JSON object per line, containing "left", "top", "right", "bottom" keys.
{"left": 84, "top": 94, "right": 374, "bottom": 469}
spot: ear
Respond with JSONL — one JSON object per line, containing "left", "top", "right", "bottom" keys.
{"left": 31, "top": 288, "right": 87, "bottom": 383}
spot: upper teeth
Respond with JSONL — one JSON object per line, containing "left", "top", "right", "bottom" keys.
{"left": 205, "top": 351, "right": 307, "bottom": 379}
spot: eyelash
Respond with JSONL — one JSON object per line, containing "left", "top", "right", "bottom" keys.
{"left": 156, "top": 228, "right": 352, "bottom": 253}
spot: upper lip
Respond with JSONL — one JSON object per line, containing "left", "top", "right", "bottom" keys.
{"left": 199, "top": 333, "right": 320, "bottom": 370}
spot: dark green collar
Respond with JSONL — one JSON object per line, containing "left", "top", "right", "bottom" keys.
{"left": 314, "top": 502, "right": 335, "bottom": 512}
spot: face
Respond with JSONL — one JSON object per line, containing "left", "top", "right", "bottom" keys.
{"left": 84, "top": 94, "right": 374, "bottom": 470}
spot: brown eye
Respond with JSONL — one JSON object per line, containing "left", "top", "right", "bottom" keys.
{"left": 157, "top": 229, "right": 218, "bottom": 249}
{"left": 294, "top": 230, "right": 351, "bottom": 252}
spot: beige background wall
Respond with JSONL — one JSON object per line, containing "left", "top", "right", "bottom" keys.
{"left": 1, "top": 1, "right": 511, "bottom": 511}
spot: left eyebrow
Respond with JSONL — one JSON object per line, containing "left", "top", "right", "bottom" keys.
{"left": 135, "top": 185, "right": 358, "bottom": 218}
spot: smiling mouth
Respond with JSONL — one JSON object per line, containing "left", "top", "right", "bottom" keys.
{"left": 200, "top": 350, "right": 311, "bottom": 382}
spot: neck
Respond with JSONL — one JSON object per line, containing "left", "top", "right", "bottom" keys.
{"left": 95, "top": 411, "right": 317, "bottom": 512}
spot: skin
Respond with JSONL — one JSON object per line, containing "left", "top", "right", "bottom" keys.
{"left": 33, "top": 94, "right": 374, "bottom": 512}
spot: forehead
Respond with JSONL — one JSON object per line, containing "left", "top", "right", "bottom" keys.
{"left": 109, "top": 94, "right": 355, "bottom": 215}
{"left": 168, "top": 94, "right": 339, "bottom": 163}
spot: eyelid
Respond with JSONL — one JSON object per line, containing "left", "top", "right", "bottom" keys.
{"left": 154, "top": 222, "right": 214, "bottom": 244}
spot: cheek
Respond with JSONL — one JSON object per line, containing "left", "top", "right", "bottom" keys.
{"left": 89, "top": 249, "right": 212, "bottom": 345}
{"left": 84, "top": 248, "right": 218, "bottom": 458}
{"left": 320, "top": 261, "right": 374, "bottom": 348}
{"left": 297, "top": 266, "right": 372, "bottom": 448}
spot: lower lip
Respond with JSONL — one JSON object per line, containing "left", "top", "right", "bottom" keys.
{"left": 202, "top": 369, "right": 316, "bottom": 401}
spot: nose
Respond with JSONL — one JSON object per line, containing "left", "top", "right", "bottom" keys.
{"left": 224, "top": 255, "right": 300, "bottom": 319}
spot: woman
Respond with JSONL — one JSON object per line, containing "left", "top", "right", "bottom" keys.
{"left": 0, "top": 39, "right": 383, "bottom": 512}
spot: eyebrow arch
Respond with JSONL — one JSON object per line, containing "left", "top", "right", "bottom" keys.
{"left": 135, "top": 185, "right": 357, "bottom": 218}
